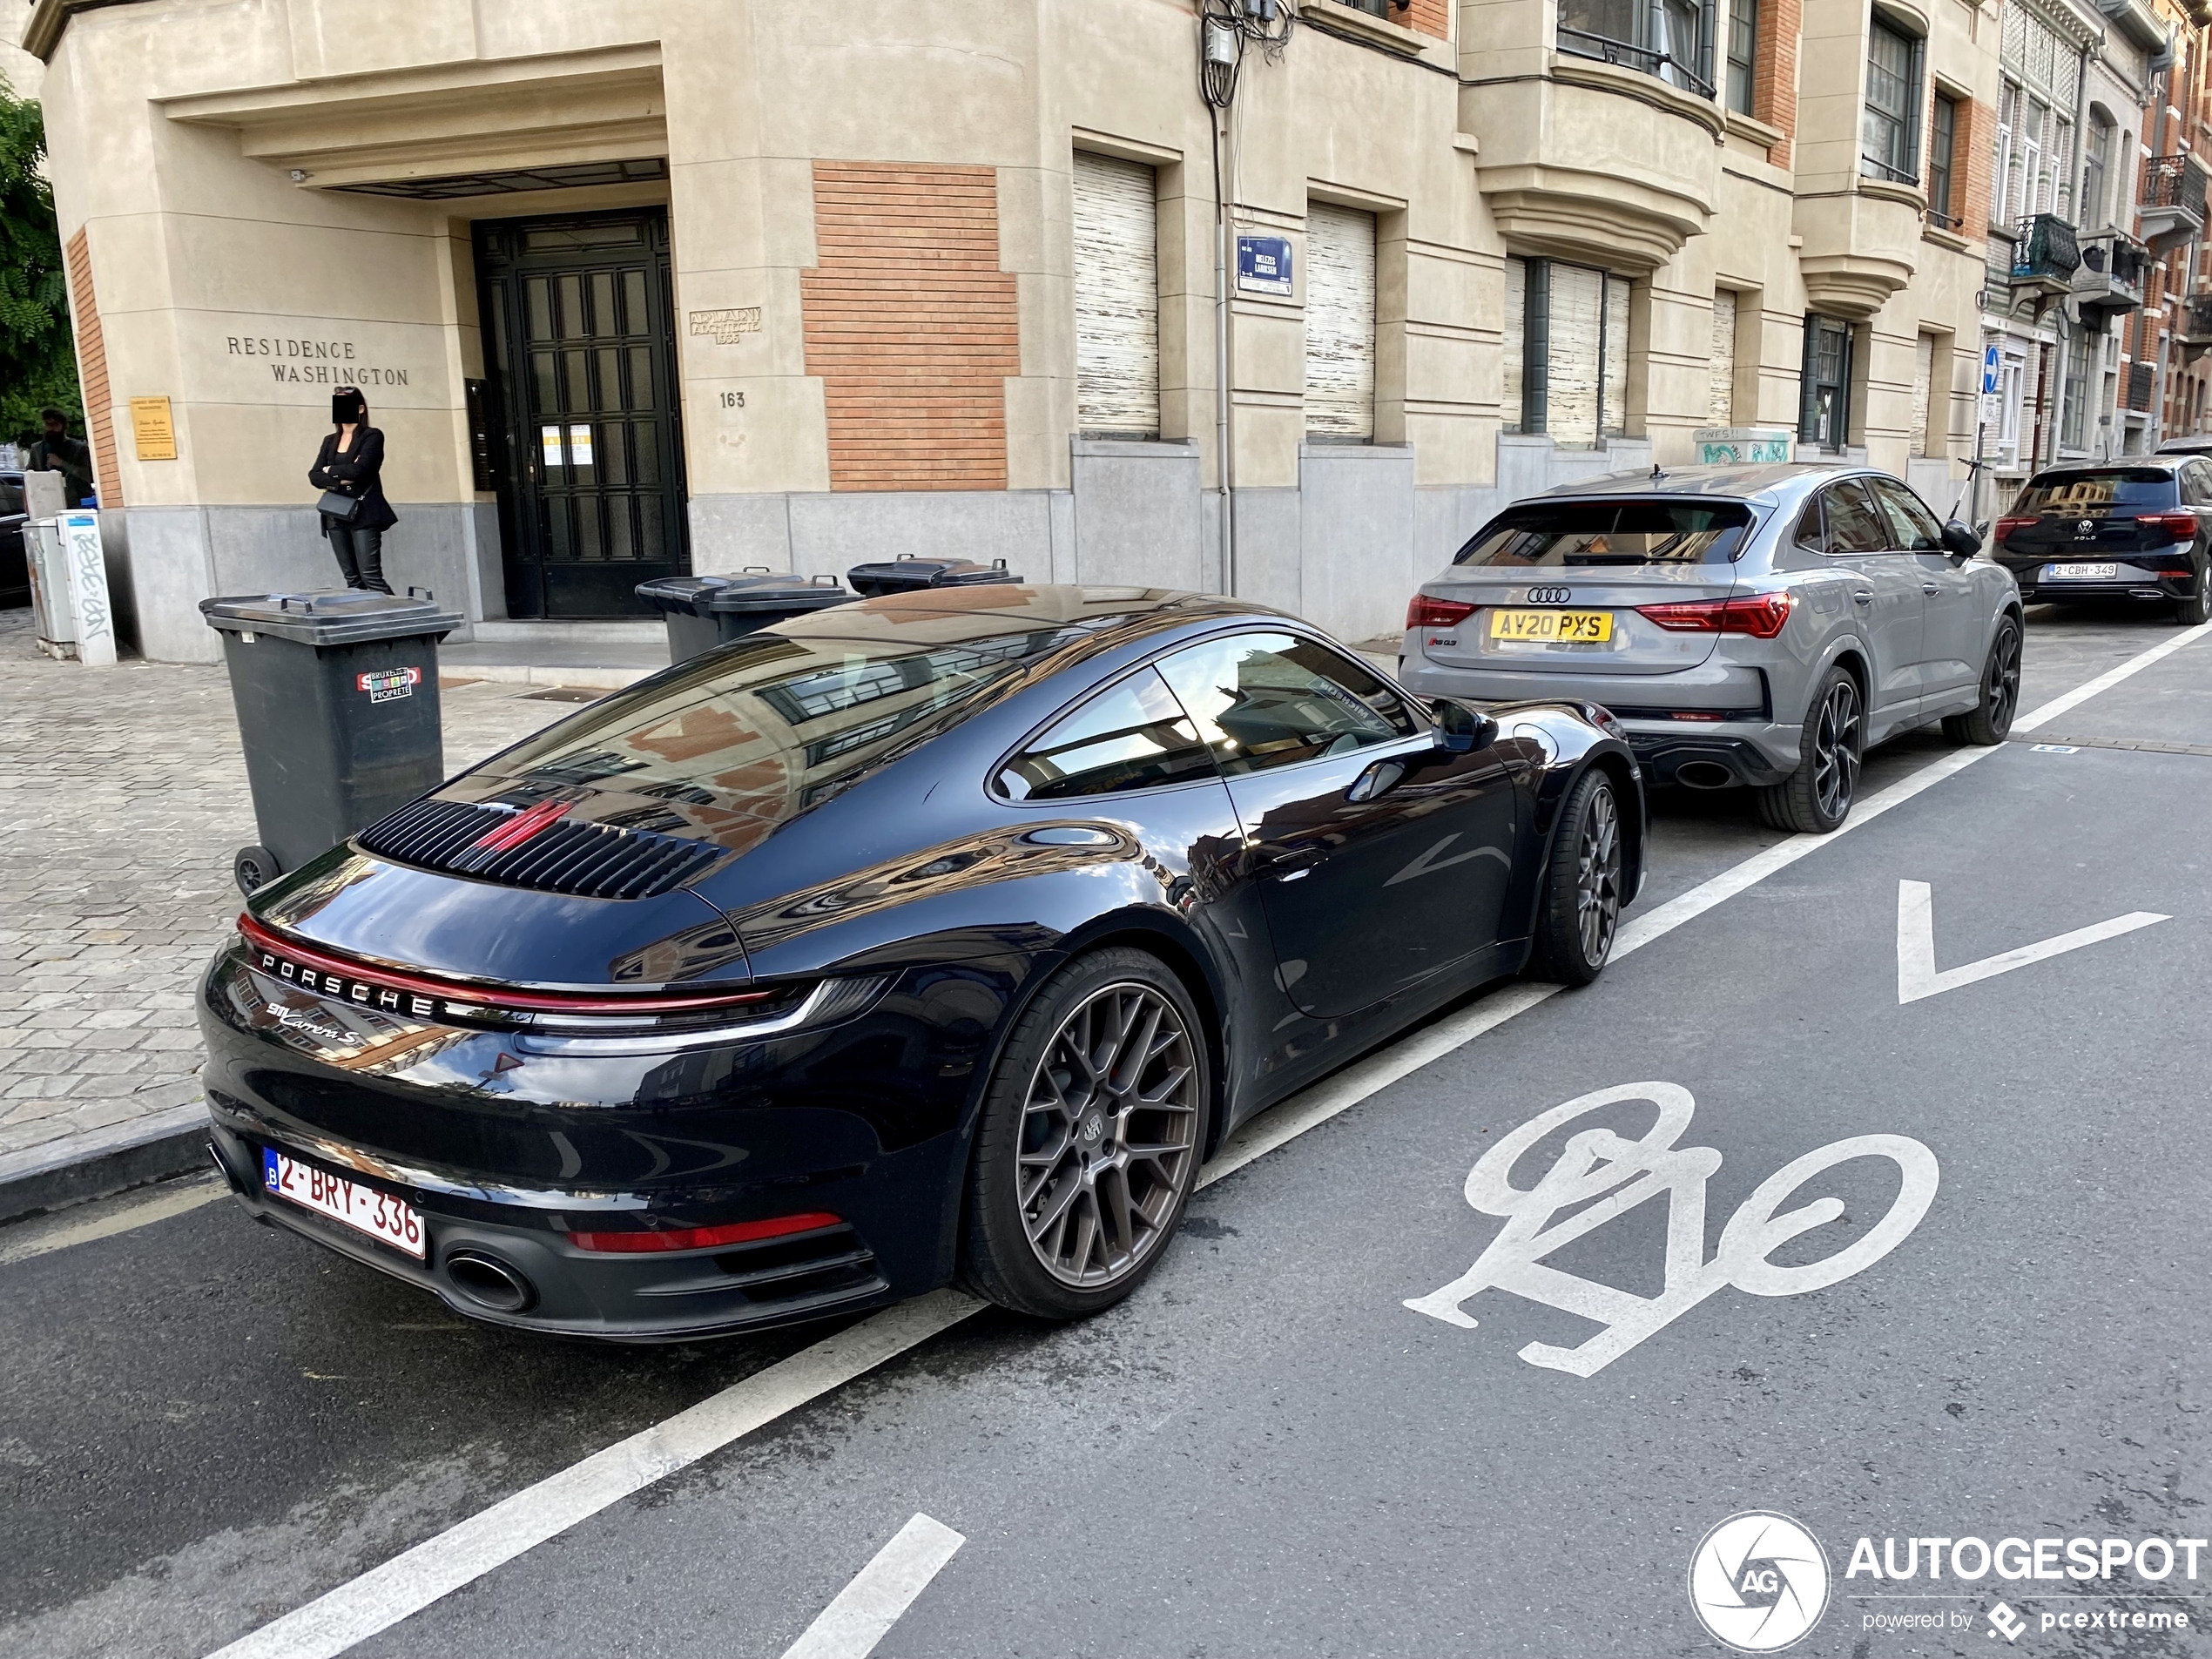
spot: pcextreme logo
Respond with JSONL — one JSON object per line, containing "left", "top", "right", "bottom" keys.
{"left": 1689, "top": 1512, "right": 1832, "bottom": 1652}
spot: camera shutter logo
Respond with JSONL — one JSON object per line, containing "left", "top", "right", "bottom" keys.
{"left": 357, "top": 666, "right": 421, "bottom": 704}
{"left": 1688, "top": 1512, "right": 1831, "bottom": 1652}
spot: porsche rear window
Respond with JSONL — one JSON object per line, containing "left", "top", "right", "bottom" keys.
{"left": 486, "top": 617, "right": 1119, "bottom": 824}
{"left": 2014, "top": 469, "right": 2178, "bottom": 513}
{"left": 1454, "top": 501, "right": 1754, "bottom": 566}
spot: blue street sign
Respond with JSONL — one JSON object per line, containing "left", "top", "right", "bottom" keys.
{"left": 1982, "top": 343, "right": 2002, "bottom": 395}
{"left": 1237, "top": 235, "right": 1293, "bottom": 297}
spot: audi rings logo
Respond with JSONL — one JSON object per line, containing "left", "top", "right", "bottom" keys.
{"left": 1524, "top": 584, "right": 1574, "bottom": 604}
{"left": 1688, "top": 1512, "right": 1831, "bottom": 1652}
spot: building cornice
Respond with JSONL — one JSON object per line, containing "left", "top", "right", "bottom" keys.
{"left": 23, "top": 0, "right": 152, "bottom": 62}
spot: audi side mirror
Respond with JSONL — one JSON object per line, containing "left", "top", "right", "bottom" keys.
{"left": 1435, "top": 698, "right": 1499, "bottom": 753}
{"left": 1940, "top": 521, "right": 1981, "bottom": 560}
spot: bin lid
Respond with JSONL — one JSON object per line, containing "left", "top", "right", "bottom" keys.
{"left": 634, "top": 570, "right": 853, "bottom": 615}
{"left": 845, "top": 556, "right": 1020, "bottom": 593}
{"left": 199, "top": 588, "right": 465, "bottom": 647}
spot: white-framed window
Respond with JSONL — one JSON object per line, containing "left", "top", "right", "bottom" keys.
{"left": 1709, "top": 289, "right": 1739, "bottom": 426}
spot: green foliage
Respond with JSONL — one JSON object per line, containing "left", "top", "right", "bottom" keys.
{"left": 0, "top": 86, "right": 79, "bottom": 443}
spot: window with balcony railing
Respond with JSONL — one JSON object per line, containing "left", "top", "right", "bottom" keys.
{"left": 1557, "top": 0, "right": 1715, "bottom": 98}
{"left": 1860, "top": 16, "right": 1923, "bottom": 185}
{"left": 2142, "top": 154, "right": 2209, "bottom": 221}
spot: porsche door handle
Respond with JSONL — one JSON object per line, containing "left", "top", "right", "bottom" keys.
{"left": 1851, "top": 589, "right": 1874, "bottom": 606}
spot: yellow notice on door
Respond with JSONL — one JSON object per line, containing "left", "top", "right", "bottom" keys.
{"left": 130, "top": 397, "right": 177, "bottom": 461}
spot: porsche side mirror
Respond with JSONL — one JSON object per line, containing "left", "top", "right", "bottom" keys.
{"left": 1434, "top": 698, "right": 1499, "bottom": 754}
{"left": 1941, "top": 520, "right": 1981, "bottom": 560}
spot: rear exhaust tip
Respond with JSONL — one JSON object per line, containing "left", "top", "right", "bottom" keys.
{"left": 445, "top": 1249, "right": 537, "bottom": 1314}
{"left": 206, "top": 1139, "right": 248, "bottom": 1196}
{"left": 1674, "top": 760, "right": 1737, "bottom": 791}
{"left": 2130, "top": 587, "right": 2168, "bottom": 599}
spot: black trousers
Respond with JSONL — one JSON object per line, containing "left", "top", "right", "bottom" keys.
{"left": 327, "top": 521, "right": 391, "bottom": 593}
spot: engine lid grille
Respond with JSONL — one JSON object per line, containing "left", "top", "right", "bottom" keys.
{"left": 357, "top": 798, "right": 725, "bottom": 900}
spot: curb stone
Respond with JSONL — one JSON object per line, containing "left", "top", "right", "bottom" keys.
{"left": 0, "top": 1101, "right": 212, "bottom": 1224}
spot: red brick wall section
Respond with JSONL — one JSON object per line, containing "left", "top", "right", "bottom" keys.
{"left": 1753, "top": 0, "right": 1800, "bottom": 167}
{"left": 1405, "top": 0, "right": 1451, "bottom": 38}
{"left": 1957, "top": 96, "right": 1993, "bottom": 245}
{"left": 63, "top": 227, "right": 121, "bottom": 507}
{"left": 801, "top": 162, "right": 1022, "bottom": 492}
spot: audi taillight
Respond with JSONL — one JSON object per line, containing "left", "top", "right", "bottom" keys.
{"left": 1635, "top": 590, "right": 1796, "bottom": 640}
{"left": 1993, "top": 516, "right": 2037, "bottom": 544}
{"left": 1406, "top": 594, "right": 1477, "bottom": 630}
{"left": 567, "top": 1213, "right": 842, "bottom": 1253}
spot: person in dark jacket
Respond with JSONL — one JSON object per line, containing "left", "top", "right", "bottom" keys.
{"left": 309, "top": 387, "right": 397, "bottom": 593}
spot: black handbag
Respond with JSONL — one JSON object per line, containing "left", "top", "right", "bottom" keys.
{"left": 317, "top": 488, "right": 361, "bottom": 523}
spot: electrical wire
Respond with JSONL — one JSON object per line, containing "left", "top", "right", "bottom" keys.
{"left": 1199, "top": 0, "right": 1295, "bottom": 109}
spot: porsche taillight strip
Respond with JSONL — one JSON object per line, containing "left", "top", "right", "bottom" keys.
{"left": 236, "top": 914, "right": 776, "bottom": 1019}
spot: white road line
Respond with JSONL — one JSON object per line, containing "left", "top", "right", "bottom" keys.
{"left": 199, "top": 621, "right": 2210, "bottom": 1659}
{"left": 1895, "top": 879, "right": 2168, "bottom": 1003}
{"left": 778, "top": 1514, "right": 966, "bottom": 1659}
{"left": 0, "top": 1179, "right": 226, "bottom": 1268}
{"left": 201, "top": 1292, "right": 981, "bottom": 1659}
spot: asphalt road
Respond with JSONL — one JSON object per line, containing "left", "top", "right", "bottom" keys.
{"left": 3, "top": 606, "right": 2206, "bottom": 1659}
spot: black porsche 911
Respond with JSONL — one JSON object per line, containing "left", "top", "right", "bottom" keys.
{"left": 199, "top": 586, "right": 1645, "bottom": 1337}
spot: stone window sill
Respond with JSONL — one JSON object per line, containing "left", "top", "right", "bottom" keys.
{"left": 1724, "top": 110, "right": 1786, "bottom": 148}
{"left": 1297, "top": 2, "right": 1433, "bottom": 56}
{"left": 1922, "top": 225, "right": 1974, "bottom": 254}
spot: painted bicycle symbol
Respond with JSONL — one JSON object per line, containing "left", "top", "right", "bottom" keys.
{"left": 1402, "top": 1082, "right": 1939, "bottom": 1376}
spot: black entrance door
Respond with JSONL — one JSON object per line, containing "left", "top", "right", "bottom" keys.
{"left": 475, "top": 209, "right": 689, "bottom": 618}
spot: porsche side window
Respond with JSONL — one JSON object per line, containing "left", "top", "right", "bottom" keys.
{"left": 1155, "top": 631, "right": 1416, "bottom": 778}
{"left": 995, "top": 667, "right": 1217, "bottom": 800}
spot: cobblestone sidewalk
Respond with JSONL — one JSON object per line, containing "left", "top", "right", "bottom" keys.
{"left": 0, "top": 607, "right": 582, "bottom": 1166}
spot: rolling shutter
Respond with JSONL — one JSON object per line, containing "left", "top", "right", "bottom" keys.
{"left": 1547, "top": 262, "right": 1603, "bottom": 448}
{"left": 1602, "top": 275, "right": 1630, "bottom": 438}
{"left": 1709, "top": 290, "right": 1737, "bottom": 426}
{"left": 1073, "top": 152, "right": 1159, "bottom": 436}
{"left": 1305, "top": 203, "right": 1376, "bottom": 438}
{"left": 1911, "top": 334, "right": 1934, "bottom": 455}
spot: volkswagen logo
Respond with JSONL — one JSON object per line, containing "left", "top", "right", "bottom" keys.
{"left": 2077, "top": 520, "right": 2096, "bottom": 536}
{"left": 1525, "top": 585, "right": 1573, "bottom": 604}
{"left": 1687, "top": 1512, "right": 1831, "bottom": 1652}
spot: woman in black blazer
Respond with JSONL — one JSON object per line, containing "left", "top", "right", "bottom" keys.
{"left": 310, "top": 386, "right": 399, "bottom": 593}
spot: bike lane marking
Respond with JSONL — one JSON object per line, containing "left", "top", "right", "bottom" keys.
{"left": 1894, "top": 879, "right": 2168, "bottom": 1003}
{"left": 199, "top": 619, "right": 2211, "bottom": 1659}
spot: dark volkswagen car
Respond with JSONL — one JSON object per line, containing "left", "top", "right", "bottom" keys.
{"left": 199, "top": 587, "right": 1643, "bottom": 1339}
{"left": 1993, "top": 459, "right": 2212, "bottom": 623}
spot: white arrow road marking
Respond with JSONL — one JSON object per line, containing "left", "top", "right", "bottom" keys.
{"left": 1895, "top": 880, "right": 2169, "bottom": 1005}
{"left": 1385, "top": 832, "right": 1512, "bottom": 887}
{"left": 779, "top": 1514, "right": 966, "bottom": 1659}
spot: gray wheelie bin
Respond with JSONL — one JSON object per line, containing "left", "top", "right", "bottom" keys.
{"left": 844, "top": 556, "right": 1020, "bottom": 597}
{"left": 199, "top": 588, "right": 462, "bottom": 894}
{"left": 635, "top": 570, "right": 854, "bottom": 664}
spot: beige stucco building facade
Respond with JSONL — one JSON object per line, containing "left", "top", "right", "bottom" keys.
{"left": 27, "top": 0, "right": 1999, "bottom": 661}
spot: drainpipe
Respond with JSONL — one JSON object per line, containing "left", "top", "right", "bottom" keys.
{"left": 1214, "top": 102, "right": 1237, "bottom": 597}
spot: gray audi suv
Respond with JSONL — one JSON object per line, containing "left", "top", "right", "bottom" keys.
{"left": 1399, "top": 464, "right": 2023, "bottom": 832}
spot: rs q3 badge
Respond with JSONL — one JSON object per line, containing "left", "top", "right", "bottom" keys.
{"left": 357, "top": 666, "right": 421, "bottom": 704}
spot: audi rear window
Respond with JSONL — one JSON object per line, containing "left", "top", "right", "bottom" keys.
{"left": 2014, "top": 469, "right": 2178, "bottom": 514}
{"left": 1453, "top": 501, "right": 1755, "bottom": 566}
